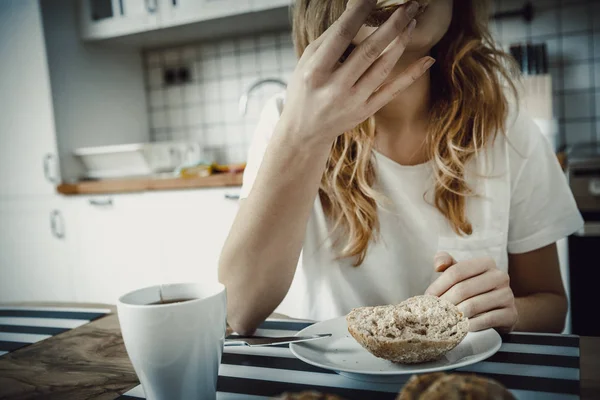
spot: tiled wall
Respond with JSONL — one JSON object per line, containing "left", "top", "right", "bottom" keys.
{"left": 144, "top": 0, "right": 600, "bottom": 162}
{"left": 144, "top": 31, "right": 296, "bottom": 164}
{"left": 492, "top": 0, "right": 600, "bottom": 147}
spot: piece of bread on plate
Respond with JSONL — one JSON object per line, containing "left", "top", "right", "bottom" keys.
{"left": 346, "top": 295, "right": 469, "bottom": 364}
{"left": 397, "top": 372, "right": 516, "bottom": 400}
{"left": 366, "top": 0, "right": 431, "bottom": 27}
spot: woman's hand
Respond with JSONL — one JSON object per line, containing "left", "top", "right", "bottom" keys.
{"left": 279, "top": 0, "right": 435, "bottom": 147}
{"left": 425, "top": 252, "right": 519, "bottom": 332}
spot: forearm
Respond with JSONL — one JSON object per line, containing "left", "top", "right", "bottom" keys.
{"left": 514, "top": 292, "right": 568, "bottom": 333}
{"left": 219, "top": 122, "right": 332, "bottom": 334}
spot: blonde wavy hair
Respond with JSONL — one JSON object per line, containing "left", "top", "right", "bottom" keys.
{"left": 292, "top": 0, "right": 518, "bottom": 266}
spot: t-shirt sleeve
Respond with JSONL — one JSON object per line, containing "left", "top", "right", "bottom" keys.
{"left": 239, "top": 94, "right": 285, "bottom": 200}
{"left": 507, "top": 113, "right": 583, "bottom": 254}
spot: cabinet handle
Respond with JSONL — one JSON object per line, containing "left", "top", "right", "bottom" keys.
{"left": 89, "top": 198, "right": 114, "bottom": 207}
{"left": 50, "top": 210, "right": 65, "bottom": 239}
{"left": 225, "top": 194, "right": 240, "bottom": 200}
{"left": 43, "top": 154, "right": 58, "bottom": 184}
{"left": 145, "top": 0, "right": 158, "bottom": 13}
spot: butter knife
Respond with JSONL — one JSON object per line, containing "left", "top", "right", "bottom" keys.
{"left": 224, "top": 333, "right": 331, "bottom": 347}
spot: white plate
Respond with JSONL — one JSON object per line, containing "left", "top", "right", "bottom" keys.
{"left": 289, "top": 316, "right": 502, "bottom": 383}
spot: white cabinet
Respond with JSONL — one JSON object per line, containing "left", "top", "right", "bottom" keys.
{"left": 0, "top": 197, "right": 75, "bottom": 303}
{"left": 78, "top": 0, "right": 160, "bottom": 40}
{"left": 253, "top": 0, "right": 292, "bottom": 11}
{"left": 147, "top": 188, "right": 239, "bottom": 295}
{"left": 0, "top": 1, "right": 60, "bottom": 197}
{"left": 71, "top": 194, "right": 164, "bottom": 304}
{"left": 159, "top": 0, "right": 252, "bottom": 28}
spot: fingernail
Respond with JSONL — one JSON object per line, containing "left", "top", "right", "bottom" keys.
{"left": 423, "top": 57, "right": 436, "bottom": 70}
{"left": 406, "top": 19, "right": 417, "bottom": 36}
{"left": 406, "top": 1, "right": 420, "bottom": 17}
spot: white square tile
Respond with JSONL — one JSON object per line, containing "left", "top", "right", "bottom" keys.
{"left": 595, "top": 91, "right": 600, "bottom": 118}
{"left": 164, "top": 50, "right": 180, "bottom": 67}
{"left": 166, "top": 86, "right": 184, "bottom": 107}
{"left": 545, "top": 38, "right": 562, "bottom": 67}
{"left": 594, "top": 33, "right": 600, "bottom": 58}
{"left": 279, "top": 31, "right": 293, "bottom": 47}
{"left": 239, "top": 52, "right": 259, "bottom": 76}
{"left": 531, "top": 7, "right": 559, "bottom": 37}
{"left": 562, "top": 34, "right": 592, "bottom": 63}
{"left": 204, "top": 127, "right": 226, "bottom": 146}
{"left": 149, "top": 90, "right": 164, "bottom": 109}
{"left": 561, "top": 4, "right": 590, "bottom": 34}
{"left": 595, "top": 61, "right": 600, "bottom": 89}
{"left": 184, "top": 85, "right": 201, "bottom": 104}
{"left": 151, "top": 110, "right": 168, "bottom": 130}
{"left": 198, "top": 42, "right": 217, "bottom": 57}
{"left": 146, "top": 51, "right": 162, "bottom": 67}
{"left": 259, "top": 47, "right": 280, "bottom": 72}
{"left": 563, "top": 63, "right": 592, "bottom": 90}
{"left": 186, "top": 105, "right": 203, "bottom": 126}
{"left": 549, "top": 65, "right": 563, "bottom": 89}
{"left": 219, "top": 53, "right": 238, "bottom": 78}
{"left": 169, "top": 108, "right": 185, "bottom": 128}
{"left": 201, "top": 58, "right": 220, "bottom": 80}
{"left": 170, "top": 128, "right": 188, "bottom": 141}
{"left": 500, "top": 19, "right": 528, "bottom": 44}
{"left": 182, "top": 46, "right": 197, "bottom": 61}
{"left": 221, "top": 101, "right": 240, "bottom": 124}
{"left": 220, "top": 78, "right": 240, "bottom": 101}
{"left": 202, "top": 81, "right": 221, "bottom": 102}
{"left": 552, "top": 93, "right": 562, "bottom": 119}
{"left": 188, "top": 126, "right": 204, "bottom": 142}
{"left": 239, "top": 37, "right": 257, "bottom": 51}
{"left": 564, "top": 121, "right": 593, "bottom": 146}
{"left": 219, "top": 39, "right": 236, "bottom": 54}
{"left": 564, "top": 91, "right": 593, "bottom": 119}
{"left": 147, "top": 67, "right": 163, "bottom": 88}
{"left": 204, "top": 103, "right": 222, "bottom": 124}
{"left": 258, "top": 33, "right": 277, "bottom": 48}
{"left": 280, "top": 45, "right": 297, "bottom": 70}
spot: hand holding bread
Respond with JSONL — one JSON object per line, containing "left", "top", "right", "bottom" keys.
{"left": 426, "top": 252, "right": 518, "bottom": 333}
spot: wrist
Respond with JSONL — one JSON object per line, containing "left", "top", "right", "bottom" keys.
{"left": 275, "top": 116, "right": 336, "bottom": 153}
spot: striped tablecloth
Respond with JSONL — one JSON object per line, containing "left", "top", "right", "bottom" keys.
{"left": 117, "top": 319, "right": 580, "bottom": 400}
{"left": 0, "top": 306, "right": 111, "bottom": 357}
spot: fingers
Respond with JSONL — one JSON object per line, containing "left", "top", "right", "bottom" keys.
{"left": 313, "top": 0, "right": 376, "bottom": 72}
{"left": 457, "top": 286, "right": 515, "bottom": 318}
{"left": 342, "top": 3, "right": 419, "bottom": 85}
{"left": 434, "top": 251, "right": 456, "bottom": 272}
{"left": 425, "top": 258, "right": 492, "bottom": 297}
{"left": 366, "top": 56, "right": 435, "bottom": 112}
{"left": 468, "top": 307, "right": 518, "bottom": 332}
{"left": 440, "top": 268, "right": 509, "bottom": 305}
{"left": 354, "top": 19, "right": 416, "bottom": 93}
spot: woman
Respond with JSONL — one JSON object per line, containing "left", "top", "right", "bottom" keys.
{"left": 219, "top": 0, "right": 583, "bottom": 335}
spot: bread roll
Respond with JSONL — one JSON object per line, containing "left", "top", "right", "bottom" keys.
{"left": 346, "top": 295, "right": 468, "bottom": 364}
{"left": 366, "top": 0, "right": 431, "bottom": 27}
{"left": 397, "top": 373, "right": 516, "bottom": 400}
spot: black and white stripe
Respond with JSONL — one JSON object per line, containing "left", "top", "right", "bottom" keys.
{"left": 0, "top": 306, "right": 111, "bottom": 355}
{"left": 118, "top": 320, "right": 581, "bottom": 400}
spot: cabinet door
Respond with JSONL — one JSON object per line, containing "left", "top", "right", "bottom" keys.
{"left": 159, "top": 0, "right": 252, "bottom": 27}
{"left": 0, "top": 1, "right": 60, "bottom": 198}
{"left": 72, "top": 194, "right": 164, "bottom": 304}
{"left": 252, "top": 0, "right": 292, "bottom": 11}
{"left": 0, "top": 197, "right": 75, "bottom": 303}
{"left": 79, "top": 0, "right": 160, "bottom": 40}
{"left": 148, "top": 189, "right": 239, "bottom": 295}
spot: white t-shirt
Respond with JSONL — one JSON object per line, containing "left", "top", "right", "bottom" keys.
{"left": 240, "top": 93, "right": 584, "bottom": 322}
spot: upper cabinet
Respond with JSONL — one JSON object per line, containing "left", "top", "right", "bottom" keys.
{"left": 0, "top": 0, "right": 60, "bottom": 197}
{"left": 79, "top": 0, "right": 161, "bottom": 40}
{"left": 159, "top": 0, "right": 253, "bottom": 28}
{"left": 78, "top": 0, "right": 292, "bottom": 45}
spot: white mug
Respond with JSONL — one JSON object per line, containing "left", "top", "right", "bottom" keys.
{"left": 117, "top": 282, "right": 227, "bottom": 400}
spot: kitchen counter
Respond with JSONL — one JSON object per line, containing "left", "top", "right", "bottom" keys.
{"left": 56, "top": 173, "right": 243, "bottom": 195}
